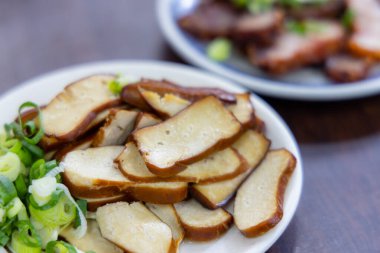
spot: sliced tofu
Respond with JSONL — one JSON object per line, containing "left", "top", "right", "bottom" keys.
{"left": 116, "top": 142, "right": 247, "bottom": 183}
{"left": 129, "top": 182, "right": 188, "bottom": 204}
{"left": 226, "top": 93, "right": 256, "bottom": 129}
{"left": 121, "top": 79, "right": 236, "bottom": 111}
{"left": 41, "top": 75, "right": 120, "bottom": 141}
{"left": 92, "top": 109, "right": 138, "bottom": 147}
{"left": 146, "top": 204, "right": 184, "bottom": 251}
{"left": 347, "top": 0, "right": 380, "bottom": 59}
{"left": 134, "top": 112, "right": 162, "bottom": 130}
{"left": 54, "top": 133, "right": 95, "bottom": 161}
{"left": 60, "top": 220, "right": 123, "bottom": 253}
{"left": 61, "top": 146, "right": 133, "bottom": 198}
{"left": 191, "top": 130, "right": 270, "bottom": 209}
{"left": 133, "top": 96, "right": 242, "bottom": 176}
{"left": 96, "top": 202, "right": 174, "bottom": 253}
{"left": 83, "top": 194, "right": 132, "bottom": 212}
{"left": 174, "top": 199, "right": 232, "bottom": 241}
{"left": 139, "top": 88, "right": 191, "bottom": 118}
{"left": 234, "top": 149, "right": 296, "bottom": 237}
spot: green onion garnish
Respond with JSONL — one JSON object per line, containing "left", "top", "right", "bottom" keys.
{"left": 286, "top": 20, "right": 326, "bottom": 35}
{"left": 342, "top": 9, "right": 355, "bottom": 29}
{"left": 73, "top": 199, "right": 87, "bottom": 229}
{"left": 46, "top": 240, "right": 77, "bottom": 253}
{"left": 207, "top": 38, "right": 232, "bottom": 62}
{"left": 0, "top": 175, "right": 17, "bottom": 205}
{"left": 248, "top": 0, "right": 275, "bottom": 13}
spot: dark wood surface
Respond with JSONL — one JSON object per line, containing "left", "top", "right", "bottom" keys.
{"left": 1, "top": 1, "right": 379, "bottom": 252}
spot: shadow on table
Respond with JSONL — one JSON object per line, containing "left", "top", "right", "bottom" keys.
{"left": 264, "top": 94, "right": 380, "bottom": 144}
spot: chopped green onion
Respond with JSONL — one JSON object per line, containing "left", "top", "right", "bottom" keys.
{"left": 286, "top": 20, "right": 325, "bottom": 35}
{"left": 231, "top": 0, "right": 249, "bottom": 8}
{"left": 73, "top": 199, "right": 87, "bottom": 229}
{"left": 5, "top": 197, "right": 23, "bottom": 219}
{"left": 0, "top": 175, "right": 17, "bottom": 205}
{"left": 46, "top": 241, "right": 77, "bottom": 253}
{"left": 28, "top": 177, "right": 58, "bottom": 207}
{"left": 207, "top": 38, "right": 232, "bottom": 62}
{"left": 57, "top": 184, "right": 87, "bottom": 238}
{"left": 108, "top": 79, "right": 123, "bottom": 95}
{"left": 29, "top": 189, "right": 62, "bottom": 211}
{"left": 21, "top": 140, "right": 44, "bottom": 159}
{"left": 29, "top": 192, "right": 76, "bottom": 228}
{"left": 0, "top": 230, "right": 9, "bottom": 247}
{"left": 7, "top": 140, "right": 33, "bottom": 167}
{"left": 14, "top": 175, "right": 28, "bottom": 199}
{"left": 342, "top": 9, "right": 355, "bottom": 29}
{"left": 0, "top": 207, "right": 5, "bottom": 223}
{"left": 17, "top": 102, "right": 44, "bottom": 145}
{"left": 29, "top": 159, "right": 57, "bottom": 181}
{"left": 0, "top": 152, "right": 21, "bottom": 182}
{"left": 248, "top": 0, "right": 275, "bottom": 13}
{"left": 12, "top": 221, "right": 42, "bottom": 249}
{"left": 35, "top": 226, "right": 59, "bottom": 248}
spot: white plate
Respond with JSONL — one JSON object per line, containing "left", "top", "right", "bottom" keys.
{"left": 157, "top": 0, "right": 380, "bottom": 101}
{"left": 0, "top": 60, "right": 303, "bottom": 253}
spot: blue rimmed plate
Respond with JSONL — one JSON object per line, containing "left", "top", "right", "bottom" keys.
{"left": 157, "top": 0, "right": 380, "bottom": 101}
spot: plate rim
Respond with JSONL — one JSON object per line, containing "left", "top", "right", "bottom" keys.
{"left": 0, "top": 60, "right": 303, "bottom": 253}
{"left": 157, "top": 0, "right": 380, "bottom": 101}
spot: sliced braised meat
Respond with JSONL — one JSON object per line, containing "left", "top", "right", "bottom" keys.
{"left": 250, "top": 20, "right": 345, "bottom": 74}
{"left": 325, "top": 54, "right": 372, "bottom": 83}
{"left": 285, "top": 0, "right": 345, "bottom": 19}
{"left": 232, "top": 10, "right": 285, "bottom": 46}
{"left": 347, "top": 0, "right": 380, "bottom": 59}
{"left": 178, "top": 1, "right": 238, "bottom": 40}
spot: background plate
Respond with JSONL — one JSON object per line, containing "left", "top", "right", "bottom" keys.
{"left": 157, "top": 0, "right": 380, "bottom": 101}
{"left": 0, "top": 60, "right": 303, "bottom": 253}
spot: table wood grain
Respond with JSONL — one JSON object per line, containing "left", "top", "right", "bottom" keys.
{"left": 1, "top": 1, "right": 379, "bottom": 252}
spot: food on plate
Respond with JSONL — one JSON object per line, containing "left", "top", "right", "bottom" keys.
{"left": 139, "top": 89, "right": 191, "bottom": 118}
{"left": 234, "top": 149, "right": 296, "bottom": 237}
{"left": 96, "top": 202, "right": 174, "bottom": 253}
{"left": 285, "top": 0, "right": 345, "bottom": 19}
{"left": 132, "top": 96, "right": 242, "bottom": 176}
{"left": 128, "top": 181, "right": 188, "bottom": 204}
{"left": 60, "top": 219, "right": 123, "bottom": 253}
{"left": 0, "top": 74, "right": 297, "bottom": 252}
{"left": 232, "top": 10, "right": 285, "bottom": 46}
{"left": 347, "top": 0, "right": 380, "bottom": 59}
{"left": 82, "top": 194, "right": 132, "bottom": 212}
{"left": 134, "top": 112, "right": 162, "bottom": 130}
{"left": 146, "top": 203, "right": 185, "bottom": 250}
{"left": 226, "top": 93, "right": 256, "bottom": 129}
{"left": 41, "top": 74, "right": 120, "bottom": 141}
{"left": 117, "top": 142, "right": 247, "bottom": 183}
{"left": 249, "top": 20, "right": 344, "bottom": 74}
{"left": 92, "top": 109, "right": 138, "bottom": 147}
{"left": 178, "top": 1, "right": 238, "bottom": 39}
{"left": 174, "top": 199, "right": 232, "bottom": 241}
{"left": 191, "top": 130, "right": 270, "bottom": 209}
{"left": 121, "top": 79, "right": 236, "bottom": 110}
{"left": 178, "top": 0, "right": 380, "bottom": 83}
{"left": 326, "top": 54, "right": 372, "bottom": 83}
{"left": 62, "top": 146, "right": 132, "bottom": 191}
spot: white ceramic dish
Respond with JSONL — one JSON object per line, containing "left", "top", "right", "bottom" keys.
{"left": 157, "top": 0, "right": 380, "bottom": 101}
{"left": 0, "top": 60, "right": 302, "bottom": 253}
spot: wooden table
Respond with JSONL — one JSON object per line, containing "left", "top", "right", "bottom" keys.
{"left": 1, "top": 1, "right": 379, "bottom": 252}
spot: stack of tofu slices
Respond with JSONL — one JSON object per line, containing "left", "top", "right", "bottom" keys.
{"left": 30, "top": 75, "right": 296, "bottom": 253}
